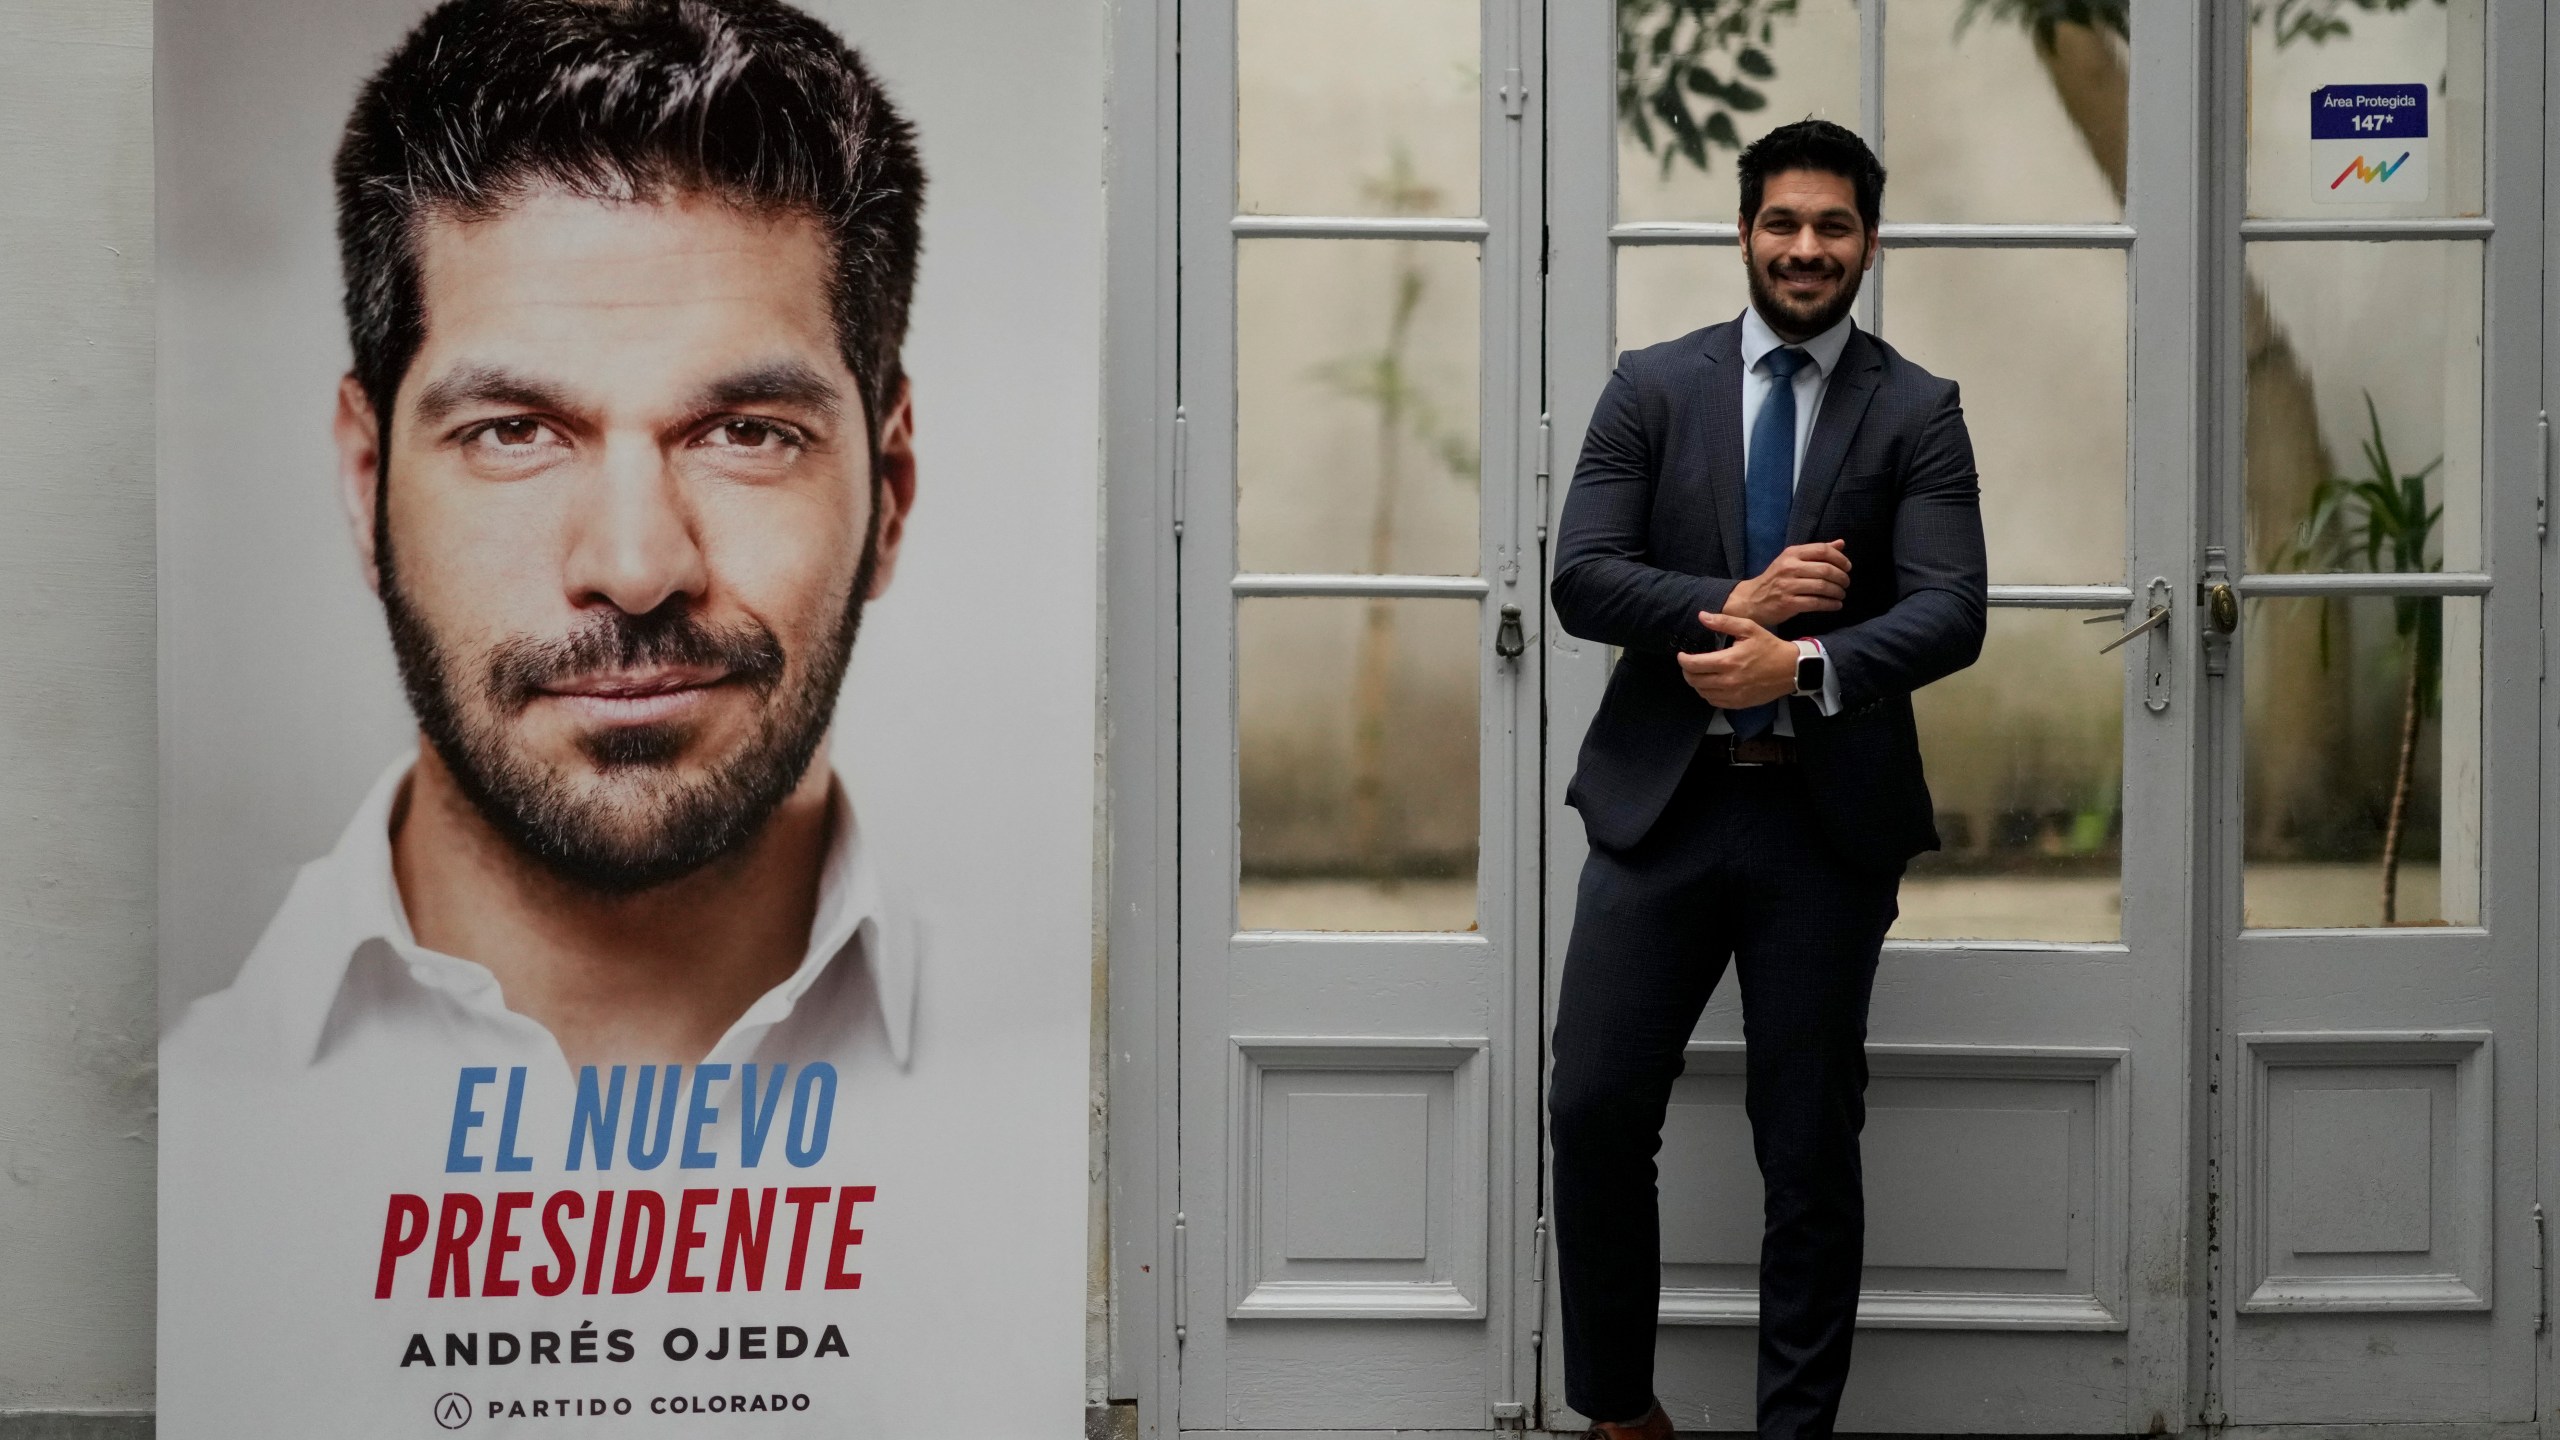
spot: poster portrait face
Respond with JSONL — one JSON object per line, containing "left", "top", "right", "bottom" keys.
{"left": 335, "top": 0, "right": 919, "bottom": 910}
{"left": 349, "top": 190, "right": 910, "bottom": 895}
{"left": 157, "top": 0, "right": 1099, "bottom": 1432}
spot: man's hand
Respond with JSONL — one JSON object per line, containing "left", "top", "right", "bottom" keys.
{"left": 1723, "top": 540, "right": 1850, "bottom": 626}
{"left": 1677, "top": 611, "right": 1798, "bottom": 708}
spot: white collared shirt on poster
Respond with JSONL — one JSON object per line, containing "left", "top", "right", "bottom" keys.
{"left": 165, "top": 755, "right": 916, "bottom": 1076}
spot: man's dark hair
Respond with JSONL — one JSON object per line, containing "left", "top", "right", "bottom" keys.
{"left": 1736, "top": 119, "right": 1885, "bottom": 233}
{"left": 335, "top": 0, "right": 925, "bottom": 441}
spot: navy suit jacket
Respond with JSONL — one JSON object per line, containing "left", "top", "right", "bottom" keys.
{"left": 1550, "top": 319, "right": 1988, "bottom": 868}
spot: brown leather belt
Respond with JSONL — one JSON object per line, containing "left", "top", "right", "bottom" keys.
{"left": 1709, "top": 734, "right": 1799, "bottom": 767}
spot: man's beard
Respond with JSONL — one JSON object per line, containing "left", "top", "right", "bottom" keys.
{"left": 1745, "top": 248, "right": 1865, "bottom": 339}
{"left": 377, "top": 522, "right": 877, "bottom": 897}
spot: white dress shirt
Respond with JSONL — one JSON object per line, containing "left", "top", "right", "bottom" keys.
{"left": 1705, "top": 305, "right": 1854, "bottom": 736}
{"left": 159, "top": 756, "right": 926, "bottom": 1437}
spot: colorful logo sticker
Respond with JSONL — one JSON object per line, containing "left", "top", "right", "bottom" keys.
{"left": 2310, "top": 83, "right": 2429, "bottom": 203}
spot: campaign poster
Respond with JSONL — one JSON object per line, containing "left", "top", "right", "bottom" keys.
{"left": 156, "top": 1, "right": 1102, "bottom": 1433}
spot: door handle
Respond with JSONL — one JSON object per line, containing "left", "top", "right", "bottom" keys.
{"left": 2095, "top": 604, "right": 2168, "bottom": 655}
{"left": 1495, "top": 603, "right": 1527, "bottom": 660}
{"left": 2205, "top": 582, "right": 2239, "bottom": 634}
{"left": 2200, "top": 546, "right": 2235, "bottom": 677}
{"left": 2085, "top": 577, "right": 2176, "bottom": 712}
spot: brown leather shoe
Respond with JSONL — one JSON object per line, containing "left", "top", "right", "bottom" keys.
{"left": 1583, "top": 1399, "right": 1674, "bottom": 1439}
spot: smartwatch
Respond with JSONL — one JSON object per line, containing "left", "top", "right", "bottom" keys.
{"left": 1792, "top": 640, "right": 1827, "bottom": 698}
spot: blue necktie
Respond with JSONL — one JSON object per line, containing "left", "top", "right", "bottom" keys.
{"left": 1730, "top": 344, "right": 1810, "bottom": 738}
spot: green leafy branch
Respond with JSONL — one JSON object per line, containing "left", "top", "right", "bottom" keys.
{"left": 1954, "top": 0, "right": 2128, "bottom": 44}
{"left": 2259, "top": 0, "right": 2441, "bottom": 49}
{"left": 1615, "top": 0, "right": 1792, "bottom": 177}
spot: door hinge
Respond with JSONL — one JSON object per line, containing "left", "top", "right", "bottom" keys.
{"left": 1170, "top": 406, "right": 1188, "bottom": 541}
{"left": 2534, "top": 1202, "right": 2548, "bottom": 1335}
{"left": 1534, "top": 413, "right": 1553, "bottom": 548}
{"left": 1498, "top": 1213, "right": 1550, "bottom": 1429}
{"left": 1171, "top": 1210, "right": 1188, "bottom": 1346}
{"left": 1498, "top": 65, "right": 1527, "bottom": 119}
{"left": 2537, "top": 410, "right": 2550, "bottom": 542}
{"left": 1529, "top": 1212, "right": 1548, "bottom": 1337}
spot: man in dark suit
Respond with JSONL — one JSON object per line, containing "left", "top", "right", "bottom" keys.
{"left": 1547, "top": 119, "right": 1986, "bottom": 1439}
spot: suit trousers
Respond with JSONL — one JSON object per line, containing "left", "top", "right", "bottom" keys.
{"left": 1549, "top": 747, "right": 1901, "bottom": 1438}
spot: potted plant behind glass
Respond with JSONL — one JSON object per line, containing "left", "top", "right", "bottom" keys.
{"left": 2284, "top": 392, "right": 2443, "bottom": 924}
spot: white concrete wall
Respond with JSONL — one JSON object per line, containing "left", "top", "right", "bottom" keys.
{"left": 0, "top": 0, "right": 159, "bottom": 1419}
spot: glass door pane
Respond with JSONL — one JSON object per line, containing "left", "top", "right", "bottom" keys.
{"left": 1238, "top": 0, "right": 1481, "bottom": 217}
{"left": 1238, "top": 595, "right": 1481, "bottom": 933}
{"left": 2242, "top": 594, "right": 2481, "bottom": 929}
{"left": 2245, "top": 0, "right": 2486, "bottom": 219}
{"left": 1883, "top": 0, "right": 2126, "bottom": 222}
{"left": 2240, "top": 239, "right": 2484, "bottom": 575}
{"left": 1902, "top": 607, "right": 2125, "bottom": 942}
{"left": 1237, "top": 238, "right": 1484, "bottom": 577}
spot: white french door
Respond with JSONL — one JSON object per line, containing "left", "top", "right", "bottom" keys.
{"left": 1135, "top": 1, "right": 2553, "bottom": 1434}
{"left": 1171, "top": 0, "right": 1545, "bottom": 1430}
{"left": 2201, "top": 0, "right": 2545, "bottom": 1424}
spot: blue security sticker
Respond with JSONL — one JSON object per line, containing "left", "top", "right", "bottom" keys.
{"left": 2310, "top": 84, "right": 2429, "bottom": 202}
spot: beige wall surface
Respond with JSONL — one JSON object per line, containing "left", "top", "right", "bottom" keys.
{"left": 0, "top": 0, "right": 158, "bottom": 1418}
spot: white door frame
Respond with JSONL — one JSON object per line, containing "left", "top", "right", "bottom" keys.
{"left": 2543, "top": 3, "right": 2560, "bottom": 1424}
{"left": 1100, "top": 0, "right": 1182, "bottom": 1433}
